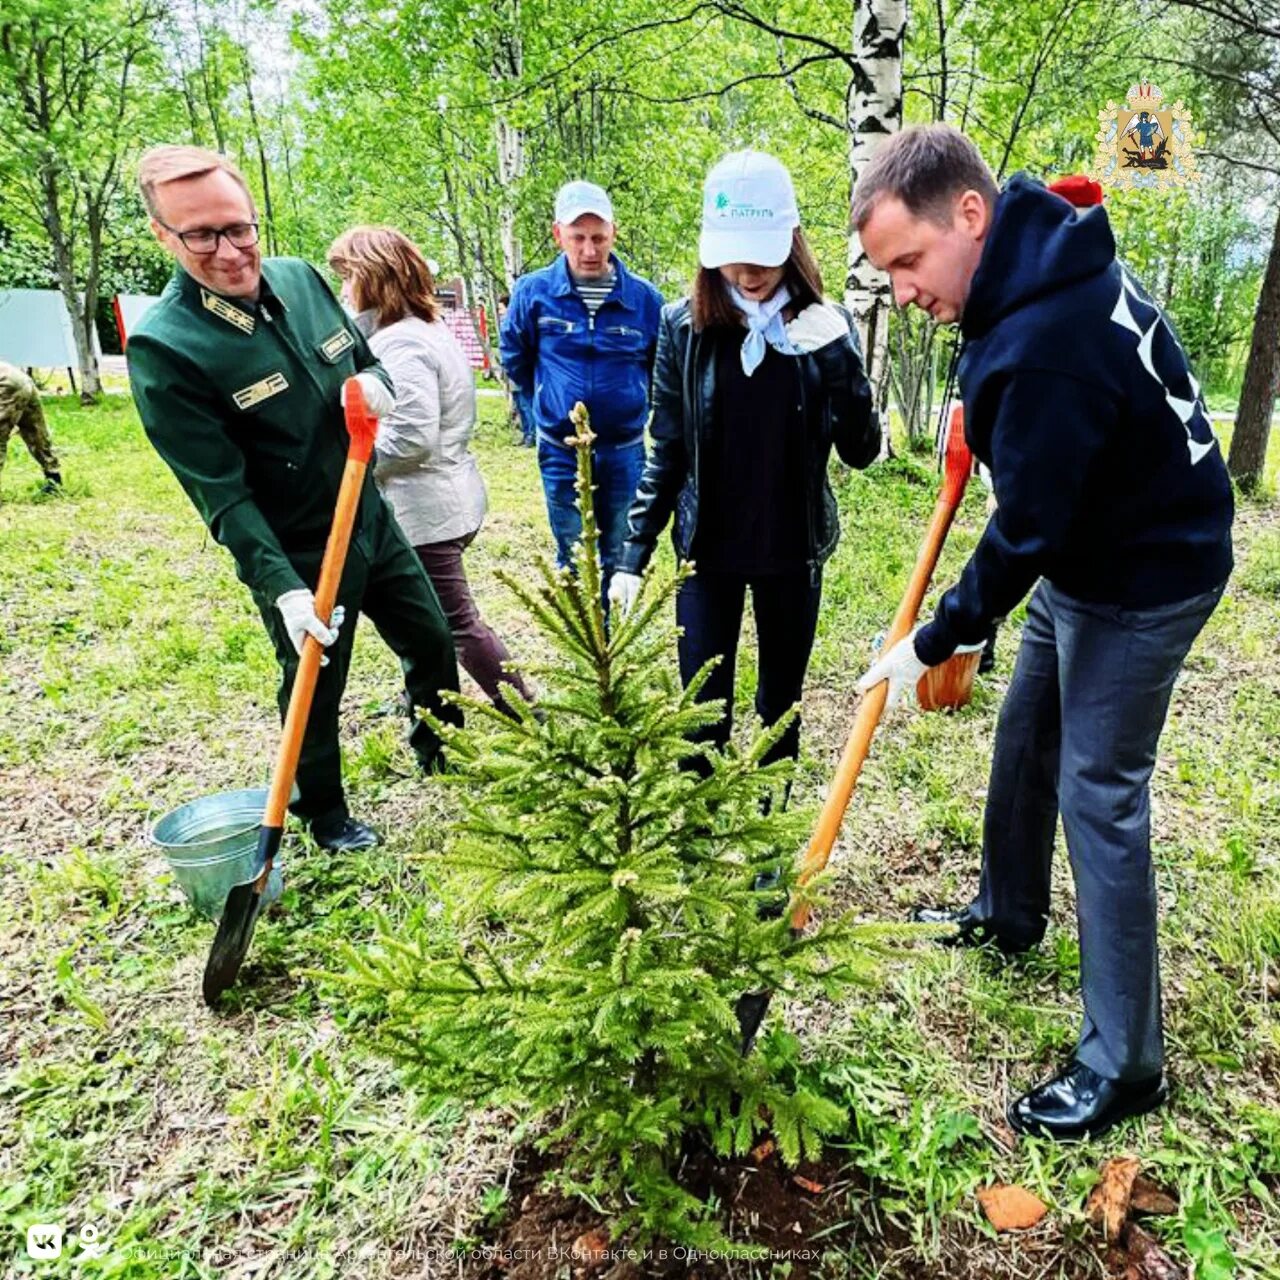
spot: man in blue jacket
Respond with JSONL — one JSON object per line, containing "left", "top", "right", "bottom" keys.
{"left": 853, "top": 125, "right": 1233, "bottom": 1140}
{"left": 499, "top": 181, "right": 664, "bottom": 590}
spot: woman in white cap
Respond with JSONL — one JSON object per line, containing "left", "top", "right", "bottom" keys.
{"left": 610, "top": 150, "right": 880, "bottom": 777}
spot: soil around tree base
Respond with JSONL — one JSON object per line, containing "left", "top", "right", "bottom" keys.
{"left": 460, "top": 1142, "right": 911, "bottom": 1280}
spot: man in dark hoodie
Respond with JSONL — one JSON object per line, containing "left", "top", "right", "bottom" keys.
{"left": 853, "top": 124, "right": 1233, "bottom": 1140}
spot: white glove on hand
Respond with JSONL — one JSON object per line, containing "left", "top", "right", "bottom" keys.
{"left": 275, "top": 589, "right": 346, "bottom": 666}
{"left": 857, "top": 629, "right": 987, "bottom": 710}
{"left": 785, "top": 302, "right": 848, "bottom": 353}
{"left": 607, "top": 571, "right": 642, "bottom": 617}
{"left": 341, "top": 371, "right": 395, "bottom": 419}
{"left": 857, "top": 631, "right": 928, "bottom": 710}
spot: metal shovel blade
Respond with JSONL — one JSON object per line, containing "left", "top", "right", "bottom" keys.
{"left": 202, "top": 883, "right": 264, "bottom": 1005}
{"left": 202, "top": 823, "right": 280, "bottom": 1006}
{"left": 734, "top": 990, "right": 773, "bottom": 1055}
{"left": 735, "top": 870, "right": 788, "bottom": 1055}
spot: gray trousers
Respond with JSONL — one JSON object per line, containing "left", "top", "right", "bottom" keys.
{"left": 974, "top": 579, "right": 1225, "bottom": 1081}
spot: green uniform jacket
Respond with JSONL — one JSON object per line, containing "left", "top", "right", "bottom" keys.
{"left": 127, "top": 258, "right": 394, "bottom": 601}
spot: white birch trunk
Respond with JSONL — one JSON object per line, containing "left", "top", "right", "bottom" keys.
{"left": 845, "top": 0, "right": 905, "bottom": 398}
{"left": 492, "top": 1, "right": 525, "bottom": 290}
{"left": 495, "top": 112, "right": 524, "bottom": 289}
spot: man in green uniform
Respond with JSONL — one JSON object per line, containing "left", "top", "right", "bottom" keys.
{"left": 0, "top": 360, "right": 62, "bottom": 502}
{"left": 127, "top": 145, "right": 460, "bottom": 852}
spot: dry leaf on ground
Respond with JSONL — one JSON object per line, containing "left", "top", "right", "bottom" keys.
{"left": 1106, "top": 1223, "right": 1187, "bottom": 1280}
{"left": 572, "top": 1228, "right": 612, "bottom": 1272}
{"left": 791, "top": 1175, "right": 826, "bottom": 1194}
{"left": 1087, "top": 1156, "right": 1142, "bottom": 1242}
{"left": 1130, "top": 1176, "right": 1179, "bottom": 1217}
{"left": 976, "top": 1183, "right": 1048, "bottom": 1231}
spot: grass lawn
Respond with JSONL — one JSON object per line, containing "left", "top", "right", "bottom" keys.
{"left": 1, "top": 393, "right": 1277, "bottom": 1278}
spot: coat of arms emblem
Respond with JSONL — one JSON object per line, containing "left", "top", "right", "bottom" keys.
{"left": 1091, "top": 81, "right": 1197, "bottom": 191}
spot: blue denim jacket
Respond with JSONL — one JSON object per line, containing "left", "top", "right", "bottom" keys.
{"left": 499, "top": 253, "right": 664, "bottom": 447}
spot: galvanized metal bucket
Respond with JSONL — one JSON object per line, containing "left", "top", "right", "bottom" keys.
{"left": 152, "top": 788, "right": 283, "bottom": 921}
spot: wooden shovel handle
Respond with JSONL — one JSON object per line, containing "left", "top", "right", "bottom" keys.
{"left": 790, "top": 406, "right": 973, "bottom": 928}
{"left": 260, "top": 378, "right": 379, "bottom": 833}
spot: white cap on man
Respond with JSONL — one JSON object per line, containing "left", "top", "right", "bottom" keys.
{"left": 554, "top": 180, "right": 614, "bottom": 226}
{"left": 698, "top": 150, "right": 799, "bottom": 269}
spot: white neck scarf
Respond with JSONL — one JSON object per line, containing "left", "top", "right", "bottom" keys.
{"left": 728, "top": 284, "right": 795, "bottom": 376}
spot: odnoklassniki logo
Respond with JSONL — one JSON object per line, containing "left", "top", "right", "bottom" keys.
{"left": 1091, "top": 80, "right": 1197, "bottom": 192}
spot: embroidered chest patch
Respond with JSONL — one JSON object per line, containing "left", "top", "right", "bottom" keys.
{"left": 233, "top": 372, "right": 290, "bottom": 410}
{"left": 320, "top": 329, "right": 355, "bottom": 360}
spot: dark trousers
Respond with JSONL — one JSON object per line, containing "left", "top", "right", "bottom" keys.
{"left": 415, "top": 532, "right": 531, "bottom": 708}
{"left": 254, "top": 505, "right": 460, "bottom": 829}
{"left": 676, "top": 569, "right": 823, "bottom": 771}
{"left": 975, "top": 579, "right": 1225, "bottom": 1080}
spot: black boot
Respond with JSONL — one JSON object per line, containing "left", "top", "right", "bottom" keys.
{"left": 41, "top": 470, "right": 62, "bottom": 495}
{"left": 310, "top": 815, "right": 380, "bottom": 852}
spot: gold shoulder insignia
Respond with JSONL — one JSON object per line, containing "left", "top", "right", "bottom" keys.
{"left": 201, "top": 289, "right": 256, "bottom": 334}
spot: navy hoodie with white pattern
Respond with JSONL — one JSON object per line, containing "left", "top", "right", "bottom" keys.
{"left": 914, "top": 173, "right": 1234, "bottom": 667}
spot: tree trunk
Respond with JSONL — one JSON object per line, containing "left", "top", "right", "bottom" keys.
{"left": 494, "top": 111, "right": 524, "bottom": 289}
{"left": 239, "top": 47, "right": 277, "bottom": 255}
{"left": 39, "top": 159, "right": 101, "bottom": 401}
{"left": 1227, "top": 201, "right": 1280, "bottom": 492}
{"left": 193, "top": 0, "right": 227, "bottom": 152}
{"left": 492, "top": 4, "right": 525, "bottom": 291}
{"left": 844, "top": 0, "right": 905, "bottom": 395}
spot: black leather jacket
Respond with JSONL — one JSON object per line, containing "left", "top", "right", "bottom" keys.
{"left": 617, "top": 298, "right": 880, "bottom": 578}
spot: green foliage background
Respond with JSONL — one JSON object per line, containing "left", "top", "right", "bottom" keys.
{"left": 1, "top": 0, "right": 1274, "bottom": 395}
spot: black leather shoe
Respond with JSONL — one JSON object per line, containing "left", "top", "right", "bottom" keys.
{"left": 1008, "top": 1060, "right": 1167, "bottom": 1141}
{"left": 310, "top": 816, "right": 381, "bottom": 852}
{"left": 910, "top": 903, "right": 1037, "bottom": 955}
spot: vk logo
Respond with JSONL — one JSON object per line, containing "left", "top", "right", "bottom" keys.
{"left": 26, "top": 1224, "right": 63, "bottom": 1259}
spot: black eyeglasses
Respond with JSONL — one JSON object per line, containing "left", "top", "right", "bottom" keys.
{"left": 158, "top": 219, "right": 260, "bottom": 254}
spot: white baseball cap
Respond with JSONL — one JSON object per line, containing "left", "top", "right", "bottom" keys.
{"left": 699, "top": 150, "right": 800, "bottom": 269}
{"left": 554, "top": 180, "right": 614, "bottom": 226}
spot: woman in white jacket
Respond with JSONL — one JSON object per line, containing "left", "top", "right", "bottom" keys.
{"left": 328, "top": 226, "right": 530, "bottom": 711}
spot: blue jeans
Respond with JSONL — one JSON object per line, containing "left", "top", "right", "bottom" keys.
{"left": 537, "top": 435, "right": 645, "bottom": 588}
{"left": 513, "top": 387, "right": 536, "bottom": 446}
{"left": 974, "top": 578, "right": 1225, "bottom": 1080}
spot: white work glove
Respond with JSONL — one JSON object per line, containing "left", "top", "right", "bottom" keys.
{"left": 341, "top": 371, "right": 395, "bottom": 419}
{"left": 275, "top": 589, "right": 346, "bottom": 666}
{"left": 785, "top": 302, "right": 848, "bottom": 353}
{"left": 856, "top": 628, "right": 985, "bottom": 710}
{"left": 607, "top": 571, "right": 642, "bottom": 617}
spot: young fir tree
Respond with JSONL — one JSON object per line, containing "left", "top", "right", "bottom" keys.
{"left": 342, "top": 404, "right": 917, "bottom": 1245}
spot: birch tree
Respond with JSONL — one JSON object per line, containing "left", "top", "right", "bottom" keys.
{"left": 0, "top": 0, "right": 163, "bottom": 399}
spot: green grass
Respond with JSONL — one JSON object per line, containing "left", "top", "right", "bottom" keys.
{"left": 1, "top": 393, "right": 1278, "bottom": 1277}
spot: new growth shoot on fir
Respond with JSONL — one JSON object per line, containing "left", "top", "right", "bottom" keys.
{"left": 337, "top": 403, "right": 923, "bottom": 1246}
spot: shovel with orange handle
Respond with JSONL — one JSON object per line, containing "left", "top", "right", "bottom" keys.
{"left": 791, "top": 403, "right": 974, "bottom": 928}
{"left": 734, "top": 404, "right": 974, "bottom": 1048}
{"left": 202, "top": 377, "right": 379, "bottom": 1006}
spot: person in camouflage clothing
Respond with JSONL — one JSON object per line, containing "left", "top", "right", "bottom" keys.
{"left": 0, "top": 361, "right": 61, "bottom": 502}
